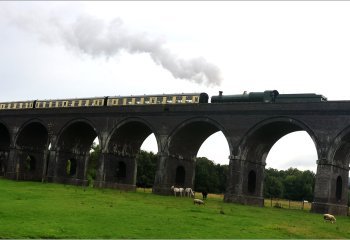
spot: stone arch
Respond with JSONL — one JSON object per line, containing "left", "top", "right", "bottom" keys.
{"left": 105, "top": 117, "right": 159, "bottom": 154}
{"left": 238, "top": 117, "right": 319, "bottom": 165}
{"left": 168, "top": 117, "right": 232, "bottom": 159}
{"left": 54, "top": 118, "right": 99, "bottom": 185}
{"left": 14, "top": 120, "right": 48, "bottom": 181}
{"left": 102, "top": 117, "right": 159, "bottom": 190}
{"left": 51, "top": 118, "right": 101, "bottom": 150}
{"left": 329, "top": 125, "right": 350, "bottom": 168}
{"left": 226, "top": 117, "right": 319, "bottom": 206}
{"left": 0, "top": 121, "right": 11, "bottom": 175}
{"left": 167, "top": 117, "right": 232, "bottom": 189}
{"left": 322, "top": 127, "right": 350, "bottom": 208}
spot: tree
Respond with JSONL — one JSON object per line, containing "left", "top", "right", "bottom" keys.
{"left": 264, "top": 167, "right": 315, "bottom": 201}
{"left": 194, "top": 157, "right": 228, "bottom": 194}
{"left": 136, "top": 150, "right": 157, "bottom": 188}
{"left": 264, "top": 173, "right": 283, "bottom": 198}
{"left": 87, "top": 143, "right": 101, "bottom": 186}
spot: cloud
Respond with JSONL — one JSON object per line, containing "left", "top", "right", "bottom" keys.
{"left": 1, "top": 5, "right": 222, "bottom": 86}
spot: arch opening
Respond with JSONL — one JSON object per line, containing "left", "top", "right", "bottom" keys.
{"left": 175, "top": 166, "right": 185, "bottom": 186}
{"left": 169, "top": 120, "right": 230, "bottom": 195}
{"left": 242, "top": 120, "right": 317, "bottom": 203}
{"left": 87, "top": 138, "right": 101, "bottom": 186}
{"left": 137, "top": 133, "right": 158, "bottom": 189}
{"left": 336, "top": 176, "right": 342, "bottom": 201}
{"left": 105, "top": 120, "right": 157, "bottom": 188}
{"left": 0, "top": 123, "right": 10, "bottom": 175}
{"left": 25, "top": 155, "right": 36, "bottom": 172}
{"left": 248, "top": 170, "right": 256, "bottom": 194}
{"left": 66, "top": 159, "right": 77, "bottom": 177}
{"left": 116, "top": 161, "right": 127, "bottom": 180}
{"left": 56, "top": 121, "right": 97, "bottom": 182}
{"left": 15, "top": 122, "right": 48, "bottom": 180}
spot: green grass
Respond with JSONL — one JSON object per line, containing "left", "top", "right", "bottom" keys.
{"left": 0, "top": 178, "right": 349, "bottom": 239}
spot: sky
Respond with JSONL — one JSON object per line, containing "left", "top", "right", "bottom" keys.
{"left": 1, "top": 1, "right": 350, "bottom": 172}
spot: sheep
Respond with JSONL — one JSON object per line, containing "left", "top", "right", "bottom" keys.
{"left": 202, "top": 190, "right": 208, "bottom": 200}
{"left": 171, "top": 186, "right": 184, "bottom": 197}
{"left": 184, "top": 188, "right": 195, "bottom": 198}
{"left": 323, "top": 213, "right": 336, "bottom": 223}
{"left": 193, "top": 198, "right": 205, "bottom": 205}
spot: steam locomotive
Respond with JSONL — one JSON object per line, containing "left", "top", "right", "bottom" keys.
{"left": 211, "top": 90, "right": 327, "bottom": 103}
{"left": 0, "top": 90, "right": 327, "bottom": 111}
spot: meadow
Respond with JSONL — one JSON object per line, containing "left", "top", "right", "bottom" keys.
{"left": 0, "top": 178, "right": 349, "bottom": 239}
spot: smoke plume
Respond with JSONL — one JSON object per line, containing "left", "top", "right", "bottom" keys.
{"left": 4, "top": 9, "right": 222, "bottom": 86}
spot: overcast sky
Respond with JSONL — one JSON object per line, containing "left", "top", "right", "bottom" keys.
{"left": 2, "top": 1, "right": 350, "bottom": 172}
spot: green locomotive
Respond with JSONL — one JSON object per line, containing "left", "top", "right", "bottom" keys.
{"left": 211, "top": 90, "right": 327, "bottom": 103}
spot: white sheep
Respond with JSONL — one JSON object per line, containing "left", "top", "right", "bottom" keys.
{"left": 323, "top": 213, "right": 336, "bottom": 223}
{"left": 193, "top": 198, "right": 205, "bottom": 205}
{"left": 171, "top": 186, "right": 184, "bottom": 197}
{"left": 184, "top": 187, "right": 195, "bottom": 198}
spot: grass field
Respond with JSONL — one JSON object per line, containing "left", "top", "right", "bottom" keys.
{"left": 0, "top": 178, "right": 349, "bottom": 239}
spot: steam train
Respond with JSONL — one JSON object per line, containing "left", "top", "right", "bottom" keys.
{"left": 0, "top": 90, "right": 327, "bottom": 111}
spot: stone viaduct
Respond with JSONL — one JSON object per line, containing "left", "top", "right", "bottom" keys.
{"left": 0, "top": 101, "right": 349, "bottom": 215}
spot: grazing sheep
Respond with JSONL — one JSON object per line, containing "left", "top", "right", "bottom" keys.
{"left": 202, "top": 190, "right": 208, "bottom": 200}
{"left": 323, "top": 213, "right": 336, "bottom": 223}
{"left": 184, "top": 188, "right": 195, "bottom": 198}
{"left": 193, "top": 198, "right": 205, "bottom": 205}
{"left": 171, "top": 186, "right": 184, "bottom": 197}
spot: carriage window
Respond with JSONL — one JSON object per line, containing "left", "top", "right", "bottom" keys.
{"left": 135, "top": 98, "right": 142, "bottom": 104}
{"left": 176, "top": 96, "right": 182, "bottom": 103}
{"left": 166, "top": 96, "right": 173, "bottom": 104}
{"left": 185, "top": 96, "right": 193, "bottom": 103}
{"left": 127, "top": 98, "right": 135, "bottom": 105}
{"left": 93, "top": 99, "right": 103, "bottom": 106}
{"left": 112, "top": 99, "right": 119, "bottom": 105}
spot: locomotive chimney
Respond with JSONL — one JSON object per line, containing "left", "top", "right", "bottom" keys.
{"left": 219, "top": 91, "right": 223, "bottom": 96}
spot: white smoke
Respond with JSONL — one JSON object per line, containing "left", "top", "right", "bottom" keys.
{"left": 3, "top": 8, "right": 222, "bottom": 86}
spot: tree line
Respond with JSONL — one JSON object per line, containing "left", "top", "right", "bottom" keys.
{"left": 88, "top": 148, "right": 348, "bottom": 203}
